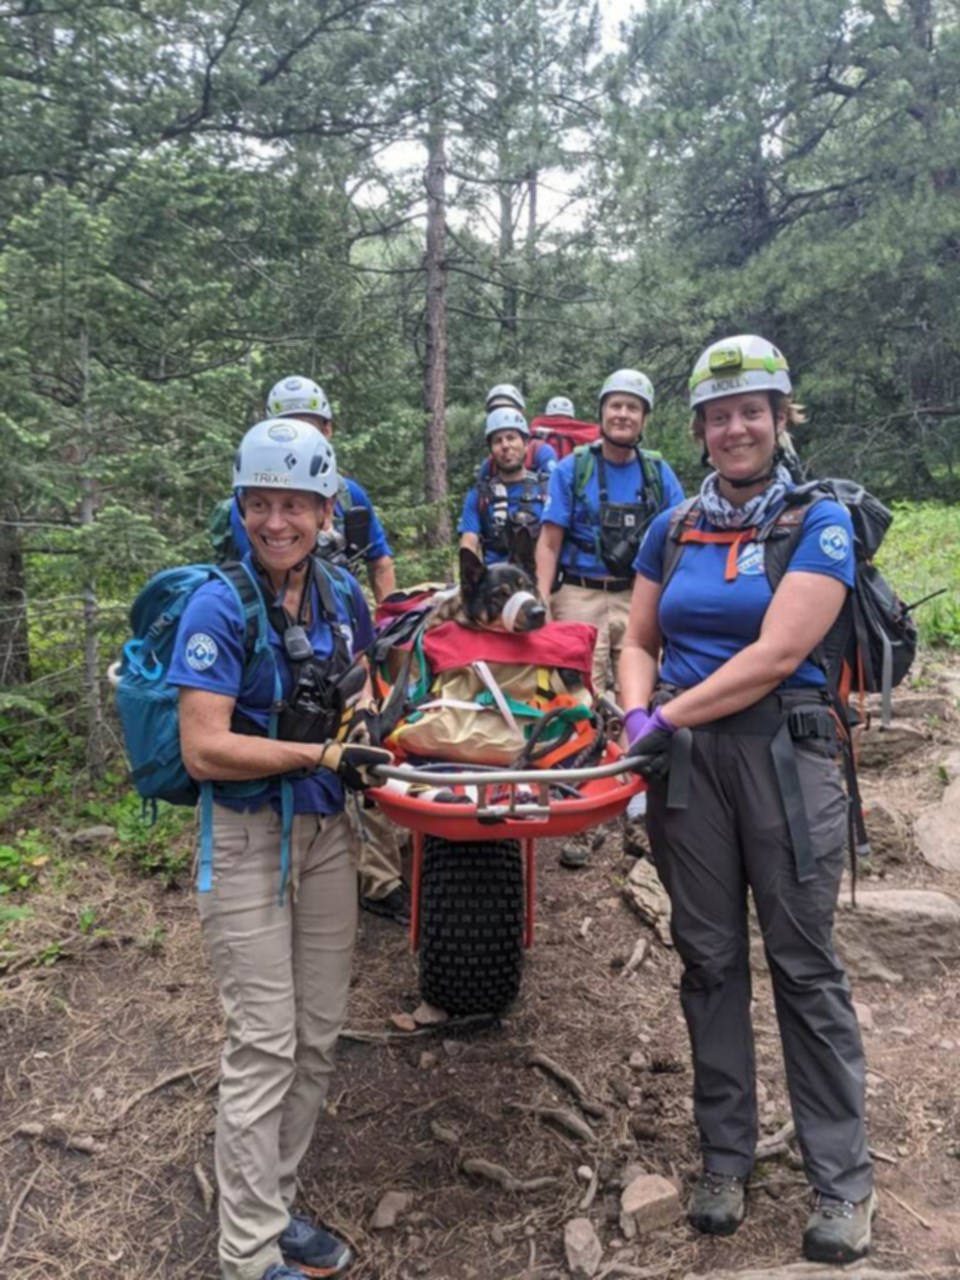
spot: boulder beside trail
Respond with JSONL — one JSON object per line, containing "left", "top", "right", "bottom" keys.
{"left": 914, "top": 777, "right": 960, "bottom": 872}
{"left": 835, "top": 888, "right": 960, "bottom": 982}
{"left": 857, "top": 720, "right": 930, "bottom": 769}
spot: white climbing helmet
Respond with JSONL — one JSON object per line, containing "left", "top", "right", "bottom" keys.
{"left": 485, "top": 407, "right": 529, "bottom": 440}
{"left": 598, "top": 369, "right": 655, "bottom": 414}
{"left": 689, "top": 335, "right": 792, "bottom": 408}
{"left": 545, "top": 395, "right": 575, "bottom": 418}
{"left": 266, "top": 375, "right": 332, "bottom": 422}
{"left": 233, "top": 418, "right": 338, "bottom": 498}
{"left": 485, "top": 383, "right": 525, "bottom": 412}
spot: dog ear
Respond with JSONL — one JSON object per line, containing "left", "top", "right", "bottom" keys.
{"left": 458, "top": 544, "right": 486, "bottom": 594}
{"left": 510, "top": 524, "right": 537, "bottom": 579}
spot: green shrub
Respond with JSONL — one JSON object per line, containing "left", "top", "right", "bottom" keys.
{"left": 876, "top": 502, "right": 960, "bottom": 649}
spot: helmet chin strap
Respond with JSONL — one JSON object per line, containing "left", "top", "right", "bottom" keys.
{"left": 711, "top": 445, "right": 784, "bottom": 490}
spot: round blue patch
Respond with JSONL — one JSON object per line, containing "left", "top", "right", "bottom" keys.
{"left": 185, "top": 632, "right": 219, "bottom": 672}
{"left": 736, "top": 543, "right": 765, "bottom": 577}
{"left": 819, "top": 525, "right": 850, "bottom": 562}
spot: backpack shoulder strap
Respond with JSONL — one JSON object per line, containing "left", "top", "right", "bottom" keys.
{"left": 312, "top": 558, "right": 359, "bottom": 657}
{"left": 573, "top": 441, "right": 600, "bottom": 499}
{"left": 338, "top": 478, "right": 353, "bottom": 513}
{"left": 211, "top": 561, "right": 270, "bottom": 664}
{"left": 637, "top": 448, "right": 664, "bottom": 509}
{"left": 760, "top": 487, "right": 830, "bottom": 595}
{"left": 659, "top": 496, "right": 702, "bottom": 595}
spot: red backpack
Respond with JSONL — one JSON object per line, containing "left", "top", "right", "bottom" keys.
{"left": 529, "top": 415, "right": 600, "bottom": 462}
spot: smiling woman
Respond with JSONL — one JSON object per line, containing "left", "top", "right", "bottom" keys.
{"left": 618, "top": 335, "right": 876, "bottom": 1265}
{"left": 165, "top": 417, "right": 392, "bottom": 1280}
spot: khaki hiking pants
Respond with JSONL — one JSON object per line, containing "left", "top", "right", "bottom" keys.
{"left": 347, "top": 797, "right": 405, "bottom": 901}
{"left": 549, "top": 581, "right": 631, "bottom": 697}
{"left": 199, "top": 804, "right": 356, "bottom": 1280}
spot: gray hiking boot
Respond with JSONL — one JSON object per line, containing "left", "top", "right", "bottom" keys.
{"left": 687, "top": 1171, "right": 746, "bottom": 1236}
{"left": 802, "top": 1189, "right": 876, "bottom": 1264}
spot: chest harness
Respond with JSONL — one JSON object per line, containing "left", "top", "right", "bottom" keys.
{"left": 477, "top": 467, "right": 547, "bottom": 557}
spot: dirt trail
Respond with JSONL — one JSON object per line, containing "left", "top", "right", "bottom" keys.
{"left": 1, "top": 669, "right": 960, "bottom": 1279}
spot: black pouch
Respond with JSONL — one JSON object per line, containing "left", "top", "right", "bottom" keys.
{"left": 599, "top": 503, "right": 645, "bottom": 576}
{"left": 343, "top": 505, "right": 372, "bottom": 560}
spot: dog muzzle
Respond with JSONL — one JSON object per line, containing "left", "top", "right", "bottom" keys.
{"left": 501, "top": 590, "right": 545, "bottom": 633}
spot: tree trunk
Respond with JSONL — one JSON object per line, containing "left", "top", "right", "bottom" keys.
{"left": 0, "top": 503, "right": 30, "bottom": 685}
{"left": 422, "top": 101, "right": 451, "bottom": 547}
{"left": 79, "top": 322, "right": 106, "bottom": 779}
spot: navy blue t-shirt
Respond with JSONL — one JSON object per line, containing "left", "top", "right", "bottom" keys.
{"left": 633, "top": 495, "right": 855, "bottom": 690}
{"left": 168, "top": 556, "right": 374, "bottom": 814}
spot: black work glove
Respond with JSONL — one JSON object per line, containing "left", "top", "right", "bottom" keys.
{"left": 625, "top": 728, "right": 674, "bottom": 783}
{"left": 318, "top": 742, "right": 393, "bottom": 791}
{"left": 343, "top": 701, "right": 383, "bottom": 747}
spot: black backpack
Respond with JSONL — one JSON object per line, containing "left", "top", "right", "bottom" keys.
{"left": 663, "top": 479, "right": 917, "bottom": 727}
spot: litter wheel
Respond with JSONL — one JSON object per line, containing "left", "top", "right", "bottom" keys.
{"left": 418, "top": 836, "right": 524, "bottom": 1016}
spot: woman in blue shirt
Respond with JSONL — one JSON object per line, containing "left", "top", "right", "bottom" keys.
{"left": 619, "top": 336, "right": 874, "bottom": 1265}
{"left": 170, "top": 418, "right": 387, "bottom": 1280}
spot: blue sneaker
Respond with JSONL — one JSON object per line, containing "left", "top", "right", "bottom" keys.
{"left": 263, "top": 1267, "right": 309, "bottom": 1280}
{"left": 280, "top": 1214, "right": 352, "bottom": 1278}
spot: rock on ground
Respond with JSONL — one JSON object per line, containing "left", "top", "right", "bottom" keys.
{"left": 683, "top": 1268, "right": 943, "bottom": 1280}
{"left": 857, "top": 720, "right": 930, "bottom": 769}
{"left": 619, "top": 1173, "right": 681, "bottom": 1238}
{"left": 836, "top": 888, "right": 960, "bottom": 982}
{"left": 621, "top": 860, "right": 673, "bottom": 947}
{"left": 862, "top": 798, "right": 913, "bottom": 863}
{"left": 914, "top": 777, "right": 960, "bottom": 871}
{"left": 370, "top": 1189, "right": 413, "bottom": 1230}
{"left": 563, "top": 1216, "right": 602, "bottom": 1279}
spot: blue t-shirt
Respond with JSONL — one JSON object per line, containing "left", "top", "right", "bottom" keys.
{"left": 543, "top": 448, "right": 685, "bottom": 578}
{"left": 168, "top": 556, "right": 374, "bottom": 815}
{"left": 228, "top": 477, "right": 392, "bottom": 566}
{"left": 633, "top": 496, "right": 855, "bottom": 690}
{"left": 458, "top": 473, "right": 551, "bottom": 565}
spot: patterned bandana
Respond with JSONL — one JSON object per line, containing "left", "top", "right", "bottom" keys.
{"left": 697, "top": 464, "right": 794, "bottom": 530}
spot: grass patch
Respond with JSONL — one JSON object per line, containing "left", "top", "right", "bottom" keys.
{"left": 877, "top": 501, "right": 960, "bottom": 648}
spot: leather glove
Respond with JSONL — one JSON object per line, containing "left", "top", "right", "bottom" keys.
{"left": 318, "top": 741, "right": 392, "bottom": 791}
{"left": 343, "top": 700, "right": 383, "bottom": 747}
{"left": 625, "top": 706, "right": 676, "bottom": 782}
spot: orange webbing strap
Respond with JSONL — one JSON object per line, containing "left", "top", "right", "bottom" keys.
{"left": 678, "top": 526, "right": 760, "bottom": 582}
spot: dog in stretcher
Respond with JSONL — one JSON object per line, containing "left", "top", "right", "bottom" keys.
{"left": 437, "top": 525, "right": 547, "bottom": 635}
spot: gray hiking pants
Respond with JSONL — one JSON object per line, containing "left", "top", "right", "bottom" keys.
{"left": 646, "top": 708, "right": 872, "bottom": 1202}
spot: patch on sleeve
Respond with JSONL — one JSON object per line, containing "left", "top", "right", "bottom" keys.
{"left": 185, "top": 633, "right": 219, "bottom": 672}
{"left": 819, "top": 525, "right": 851, "bottom": 562}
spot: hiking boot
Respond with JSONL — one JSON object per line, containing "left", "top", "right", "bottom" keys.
{"left": 360, "top": 882, "right": 410, "bottom": 925}
{"left": 280, "top": 1214, "right": 352, "bottom": 1277}
{"left": 687, "top": 1171, "right": 746, "bottom": 1236}
{"left": 802, "top": 1189, "right": 876, "bottom": 1265}
{"left": 263, "top": 1266, "right": 310, "bottom": 1280}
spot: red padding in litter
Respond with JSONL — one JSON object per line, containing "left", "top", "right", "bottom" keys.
{"left": 422, "top": 620, "right": 597, "bottom": 676}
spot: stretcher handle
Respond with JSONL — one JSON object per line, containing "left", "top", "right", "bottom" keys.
{"left": 371, "top": 756, "right": 634, "bottom": 788}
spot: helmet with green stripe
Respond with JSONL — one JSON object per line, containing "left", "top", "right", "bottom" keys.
{"left": 689, "top": 335, "right": 791, "bottom": 408}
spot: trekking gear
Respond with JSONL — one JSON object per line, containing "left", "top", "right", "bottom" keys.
{"left": 114, "top": 555, "right": 359, "bottom": 899}
{"left": 234, "top": 418, "right": 338, "bottom": 498}
{"left": 485, "top": 382, "right": 525, "bottom": 411}
{"left": 661, "top": 481, "right": 917, "bottom": 726}
{"left": 571, "top": 442, "right": 665, "bottom": 576}
{"left": 360, "top": 881, "right": 411, "bottom": 924}
{"left": 485, "top": 406, "right": 529, "bottom": 439}
{"left": 267, "top": 375, "right": 332, "bottom": 422}
{"left": 689, "top": 335, "right": 790, "bottom": 409}
{"left": 802, "top": 1190, "right": 876, "bottom": 1265}
{"left": 599, "top": 368, "right": 655, "bottom": 414}
{"left": 687, "top": 1172, "right": 746, "bottom": 1237}
{"left": 544, "top": 395, "right": 575, "bottom": 417}
{"left": 529, "top": 414, "right": 599, "bottom": 462}
{"left": 280, "top": 1210, "right": 354, "bottom": 1279}
{"left": 476, "top": 468, "right": 548, "bottom": 558}
{"left": 317, "top": 741, "right": 392, "bottom": 790}
{"left": 384, "top": 620, "right": 598, "bottom": 767}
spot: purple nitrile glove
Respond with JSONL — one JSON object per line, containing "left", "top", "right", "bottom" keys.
{"left": 633, "top": 705, "right": 676, "bottom": 744}
{"left": 624, "top": 706, "right": 651, "bottom": 747}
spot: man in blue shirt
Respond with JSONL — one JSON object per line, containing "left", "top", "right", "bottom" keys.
{"left": 459, "top": 407, "right": 556, "bottom": 565}
{"left": 536, "top": 368, "right": 684, "bottom": 696}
